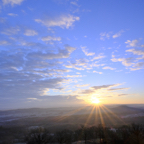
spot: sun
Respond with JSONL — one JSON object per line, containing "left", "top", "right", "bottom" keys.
{"left": 90, "top": 97, "right": 100, "bottom": 104}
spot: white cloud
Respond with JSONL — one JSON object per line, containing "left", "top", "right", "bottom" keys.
{"left": 93, "top": 71, "right": 103, "bottom": 74}
{"left": 70, "top": 1, "right": 79, "bottom": 6}
{"left": 2, "top": 0, "right": 24, "bottom": 6}
{"left": 64, "top": 58, "right": 89, "bottom": 71}
{"left": 125, "top": 39, "right": 139, "bottom": 47}
{"left": 35, "top": 14, "right": 80, "bottom": 29}
{"left": 130, "top": 67, "right": 142, "bottom": 71}
{"left": 66, "top": 75, "right": 82, "bottom": 78}
{"left": 41, "top": 36, "right": 61, "bottom": 41}
{"left": 8, "top": 13, "right": 18, "bottom": 17}
{"left": 113, "top": 30, "right": 124, "bottom": 38}
{"left": 91, "top": 53, "right": 105, "bottom": 61}
{"left": 40, "top": 88, "right": 50, "bottom": 96}
{"left": 100, "top": 32, "right": 111, "bottom": 40}
{"left": 64, "top": 64, "right": 84, "bottom": 70}
{"left": 24, "top": 29, "right": 38, "bottom": 36}
{"left": 111, "top": 54, "right": 144, "bottom": 71}
{"left": 126, "top": 49, "right": 144, "bottom": 59}
{"left": 75, "top": 84, "right": 89, "bottom": 87}
{"left": 103, "top": 66, "right": 115, "bottom": 70}
{"left": 81, "top": 46, "right": 95, "bottom": 56}
{"left": 65, "top": 44, "right": 76, "bottom": 53}
{"left": 111, "top": 57, "right": 135, "bottom": 66}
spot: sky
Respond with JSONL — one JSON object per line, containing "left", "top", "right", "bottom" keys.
{"left": 0, "top": 0, "right": 144, "bottom": 109}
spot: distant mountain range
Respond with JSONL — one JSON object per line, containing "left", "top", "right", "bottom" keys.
{"left": 0, "top": 105, "right": 144, "bottom": 126}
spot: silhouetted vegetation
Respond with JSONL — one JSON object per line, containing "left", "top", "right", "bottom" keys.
{"left": 0, "top": 123, "right": 144, "bottom": 144}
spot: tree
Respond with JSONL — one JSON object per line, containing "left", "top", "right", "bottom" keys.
{"left": 128, "top": 124, "right": 144, "bottom": 144}
{"left": 55, "top": 129, "right": 73, "bottom": 144}
{"left": 25, "top": 127, "right": 52, "bottom": 144}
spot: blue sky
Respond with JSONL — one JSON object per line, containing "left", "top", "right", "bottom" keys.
{"left": 0, "top": 0, "right": 144, "bottom": 109}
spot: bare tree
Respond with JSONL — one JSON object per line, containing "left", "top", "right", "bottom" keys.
{"left": 26, "top": 127, "right": 52, "bottom": 144}
{"left": 55, "top": 129, "right": 73, "bottom": 144}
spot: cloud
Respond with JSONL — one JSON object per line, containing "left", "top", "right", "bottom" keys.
{"left": 118, "top": 94, "right": 128, "bottom": 97}
{"left": 133, "top": 62, "right": 144, "bottom": 68}
{"left": 0, "top": 40, "right": 9, "bottom": 45}
{"left": 64, "top": 58, "right": 96, "bottom": 71}
{"left": 108, "top": 87, "right": 130, "bottom": 91}
{"left": 103, "top": 66, "right": 115, "bottom": 70}
{"left": 70, "top": 1, "right": 79, "bottom": 6}
{"left": 28, "top": 44, "right": 76, "bottom": 59}
{"left": 8, "top": 13, "right": 18, "bottom": 17}
{"left": 77, "top": 83, "right": 128, "bottom": 99}
{"left": 1, "top": 27, "right": 20, "bottom": 35}
{"left": 75, "top": 58, "right": 89, "bottom": 66}
{"left": 64, "top": 57, "right": 105, "bottom": 71}
{"left": 100, "top": 32, "right": 111, "bottom": 40}
{"left": 0, "top": 40, "right": 77, "bottom": 100}
{"left": 2, "top": 0, "right": 24, "bottom": 6}
{"left": 64, "top": 64, "right": 84, "bottom": 70}
{"left": 126, "top": 48, "right": 144, "bottom": 59}
{"left": 24, "top": 29, "right": 38, "bottom": 36}
{"left": 91, "top": 53, "right": 105, "bottom": 61}
{"left": 75, "top": 84, "right": 89, "bottom": 87}
{"left": 111, "top": 57, "right": 135, "bottom": 66}
{"left": 27, "top": 98, "right": 38, "bottom": 100}
{"left": 80, "top": 89, "right": 95, "bottom": 94}
{"left": 111, "top": 54, "right": 144, "bottom": 71}
{"left": 35, "top": 14, "right": 80, "bottom": 29}
{"left": 93, "top": 71, "right": 103, "bottom": 74}
{"left": 125, "top": 39, "right": 139, "bottom": 47}
{"left": 113, "top": 30, "right": 124, "bottom": 38}
{"left": 130, "top": 62, "right": 144, "bottom": 71}
{"left": 66, "top": 75, "right": 82, "bottom": 78}
{"left": 91, "top": 84, "right": 120, "bottom": 90}
{"left": 81, "top": 46, "right": 95, "bottom": 56}
{"left": 41, "top": 36, "right": 61, "bottom": 41}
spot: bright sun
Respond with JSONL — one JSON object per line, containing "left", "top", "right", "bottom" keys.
{"left": 90, "top": 97, "right": 100, "bottom": 104}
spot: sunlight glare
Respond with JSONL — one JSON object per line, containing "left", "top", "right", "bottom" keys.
{"left": 91, "top": 97, "right": 100, "bottom": 104}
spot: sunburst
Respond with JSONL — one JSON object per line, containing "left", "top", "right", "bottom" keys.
{"left": 91, "top": 97, "right": 100, "bottom": 104}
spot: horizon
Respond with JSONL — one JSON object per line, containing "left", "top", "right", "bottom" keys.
{"left": 0, "top": 0, "right": 144, "bottom": 109}
{"left": 1, "top": 104, "right": 144, "bottom": 111}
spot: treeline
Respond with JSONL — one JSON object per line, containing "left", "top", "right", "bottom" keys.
{"left": 26, "top": 124, "right": 144, "bottom": 144}
{"left": 0, "top": 124, "right": 144, "bottom": 144}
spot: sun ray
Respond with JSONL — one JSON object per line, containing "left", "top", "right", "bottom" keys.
{"left": 84, "top": 105, "right": 96, "bottom": 126}
{"left": 94, "top": 106, "right": 98, "bottom": 125}
{"left": 97, "top": 105, "right": 105, "bottom": 126}
{"left": 55, "top": 104, "right": 91, "bottom": 122}
{"left": 101, "top": 104, "right": 126, "bottom": 125}
{"left": 100, "top": 105, "right": 117, "bottom": 125}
